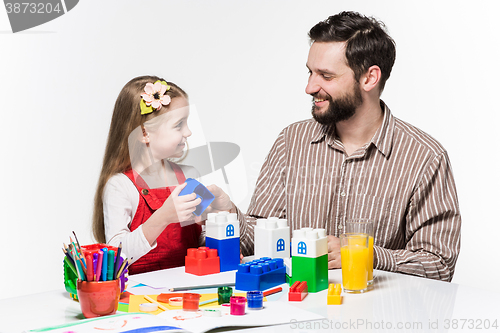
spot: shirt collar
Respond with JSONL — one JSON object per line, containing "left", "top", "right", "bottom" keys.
{"left": 310, "top": 100, "right": 395, "bottom": 158}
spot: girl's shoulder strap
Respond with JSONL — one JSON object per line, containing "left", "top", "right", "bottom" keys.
{"left": 122, "top": 169, "right": 149, "bottom": 190}
{"left": 168, "top": 161, "right": 186, "bottom": 184}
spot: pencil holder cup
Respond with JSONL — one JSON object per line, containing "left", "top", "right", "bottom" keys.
{"left": 77, "top": 279, "right": 120, "bottom": 318}
{"left": 63, "top": 244, "right": 128, "bottom": 299}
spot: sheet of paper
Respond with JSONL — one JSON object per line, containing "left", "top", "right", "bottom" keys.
{"left": 27, "top": 313, "right": 186, "bottom": 332}
{"left": 130, "top": 266, "right": 236, "bottom": 289}
{"left": 157, "top": 301, "right": 324, "bottom": 333}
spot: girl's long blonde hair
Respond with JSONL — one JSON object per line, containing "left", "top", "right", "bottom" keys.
{"left": 92, "top": 75, "right": 187, "bottom": 243}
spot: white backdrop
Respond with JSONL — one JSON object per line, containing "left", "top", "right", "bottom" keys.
{"left": 1, "top": 0, "right": 498, "bottom": 300}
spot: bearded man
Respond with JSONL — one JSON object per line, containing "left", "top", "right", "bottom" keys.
{"left": 237, "top": 11, "right": 462, "bottom": 282}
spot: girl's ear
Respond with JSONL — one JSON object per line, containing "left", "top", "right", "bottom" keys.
{"left": 141, "top": 126, "right": 150, "bottom": 144}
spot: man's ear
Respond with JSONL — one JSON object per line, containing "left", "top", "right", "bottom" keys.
{"left": 361, "top": 65, "right": 381, "bottom": 93}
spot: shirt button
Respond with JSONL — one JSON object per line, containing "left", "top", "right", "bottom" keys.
{"left": 141, "top": 189, "right": 149, "bottom": 195}
{"left": 338, "top": 225, "right": 343, "bottom": 230}
{"left": 340, "top": 191, "right": 346, "bottom": 197}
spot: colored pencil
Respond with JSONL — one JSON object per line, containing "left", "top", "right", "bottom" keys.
{"left": 169, "top": 283, "right": 235, "bottom": 292}
{"left": 263, "top": 287, "right": 283, "bottom": 297}
{"left": 113, "top": 242, "right": 122, "bottom": 279}
{"left": 63, "top": 256, "right": 78, "bottom": 277}
{"left": 62, "top": 246, "right": 75, "bottom": 267}
{"left": 72, "top": 231, "right": 82, "bottom": 251}
{"left": 144, "top": 295, "right": 168, "bottom": 311}
{"left": 116, "top": 258, "right": 131, "bottom": 279}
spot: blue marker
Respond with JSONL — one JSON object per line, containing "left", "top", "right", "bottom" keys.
{"left": 102, "top": 247, "right": 108, "bottom": 281}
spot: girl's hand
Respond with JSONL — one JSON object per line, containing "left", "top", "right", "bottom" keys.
{"left": 160, "top": 182, "right": 202, "bottom": 223}
{"left": 205, "top": 185, "right": 233, "bottom": 213}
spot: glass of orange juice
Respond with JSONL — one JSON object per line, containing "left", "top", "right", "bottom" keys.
{"left": 346, "top": 219, "right": 374, "bottom": 286}
{"left": 340, "top": 233, "right": 369, "bottom": 293}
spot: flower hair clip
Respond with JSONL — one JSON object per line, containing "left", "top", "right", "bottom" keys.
{"left": 140, "top": 80, "right": 171, "bottom": 115}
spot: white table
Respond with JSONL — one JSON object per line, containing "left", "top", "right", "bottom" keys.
{"left": 0, "top": 269, "right": 498, "bottom": 333}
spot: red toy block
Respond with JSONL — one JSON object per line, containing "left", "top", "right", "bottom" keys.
{"left": 288, "top": 281, "right": 308, "bottom": 301}
{"left": 185, "top": 247, "right": 220, "bottom": 276}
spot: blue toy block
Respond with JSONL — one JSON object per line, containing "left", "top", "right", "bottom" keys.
{"left": 179, "top": 178, "right": 215, "bottom": 216}
{"left": 206, "top": 237, "right": 240, "bottom": 272}
{"left": 235, "top": 257, "right": 286, "bottom": 291}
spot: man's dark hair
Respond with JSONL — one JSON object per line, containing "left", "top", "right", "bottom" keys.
{"left": 309, "top": 11, "right": 396, "bottom": 93}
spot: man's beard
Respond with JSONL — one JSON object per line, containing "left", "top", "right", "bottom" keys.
{"left": 311, "top": 82, "right": 363, "bottom": 125}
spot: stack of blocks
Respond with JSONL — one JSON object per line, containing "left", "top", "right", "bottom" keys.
{"left": 254, "top": 217, "right": 290, "bottom": 259}
{"left": 235, "top": 257, "right": 286, "bottom": 291}
{"left": 205, "top": 212, "right": 240, "bottom": 272}
{"left": 185, "top": 247, "right": 220, "bottom": 276}
{"left": 291, "top": 228, "right": 328, "bottom": 293}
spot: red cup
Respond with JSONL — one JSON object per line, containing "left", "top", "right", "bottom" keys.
{"left": 77, "top": 279, "right": 120, "bottom": 318}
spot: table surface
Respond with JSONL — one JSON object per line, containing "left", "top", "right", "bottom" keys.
{"left": 1, "top": 269, "right": 498, "bottom": 333}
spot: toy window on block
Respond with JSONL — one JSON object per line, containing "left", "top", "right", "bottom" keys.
{"left": 254, "top": 217, "right": 290, "bottom": 260}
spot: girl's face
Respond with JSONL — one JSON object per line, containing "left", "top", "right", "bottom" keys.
{"left": 144, "top": 96, "right": 191, "bottom": 161}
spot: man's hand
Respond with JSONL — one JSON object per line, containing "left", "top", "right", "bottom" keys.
{"left": 327, "top": 235, "right": 341, "bottom": 269}
{"left": 205, "top": 184, "right": 233, "bottom": 213}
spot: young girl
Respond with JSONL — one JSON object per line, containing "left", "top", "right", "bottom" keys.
{"left": 93, "top": 75, "right": 212, "bottom": 274}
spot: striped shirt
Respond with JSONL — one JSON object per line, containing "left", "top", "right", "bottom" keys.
{"left": 238, "top": 101, "right": 461, "bottom": 282}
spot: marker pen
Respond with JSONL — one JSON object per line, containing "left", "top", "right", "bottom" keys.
{"left": 107, "top": 250, "right": 115, "bottom": 281}
{"left": 101, "top": 248, "right": 108, "bottom": 281}
{"left": 86, "top": 254, "right": 93, "bottom": 282}
{"left": 96, "top": 250, "right": 103, "bottom": 281}
{"left": 93, "top": 253, "right": 98, "bottom": 281}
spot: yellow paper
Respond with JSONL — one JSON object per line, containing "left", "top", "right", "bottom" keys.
{"left": 129, "top": 293, "right": 247, "bottom": 315}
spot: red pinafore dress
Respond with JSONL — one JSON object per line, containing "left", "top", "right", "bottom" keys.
{"left": 123, "top": 163, "right": 201, "bottom": 275}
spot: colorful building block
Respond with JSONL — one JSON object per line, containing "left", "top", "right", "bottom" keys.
{"left": 235, "top": 257, "right": 286, "bottom": 291}
{"left": 185, "top": 247, "right": 220, "bottom": 276}
{"left": 327, "top": 283, "right": 342, "bottom": 305}
{"left": 288, "top": 281, "right": 308, "bottom": 301}
{"left": 179, "top": 178, "right": 215, "bottom": 216}
{"left": 254, "top": 217, "right": 290, "bottom": 259}
{"left": 291, "top": 228, "right": 328, "bottom": 293}
{"left": 205, "top": 212, "right": 240, "bottom": 272}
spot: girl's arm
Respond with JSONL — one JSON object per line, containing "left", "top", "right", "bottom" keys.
{"left": 103, "top": 174, "right": 153, "bottom": 263}
{"left": 141, "top": 183, "right": 201, "bottom": 245}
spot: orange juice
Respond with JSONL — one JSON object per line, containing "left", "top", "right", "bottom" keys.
{"left": 340, "top": 234, "right": 369, "bottom": 293}
{"left": 368, "top": 236, "right": 374, "bottom": 284}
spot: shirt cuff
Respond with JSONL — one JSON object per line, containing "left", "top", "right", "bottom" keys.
{"left": 374, "top": 245, "right": 397, "bottom": 272}
{"left": 125, "top": 224, "right": 157, "bottom": 264}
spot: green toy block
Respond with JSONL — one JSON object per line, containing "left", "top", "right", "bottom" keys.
{"left": 291, "top": 254, "right": 328, "bottom": 293}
